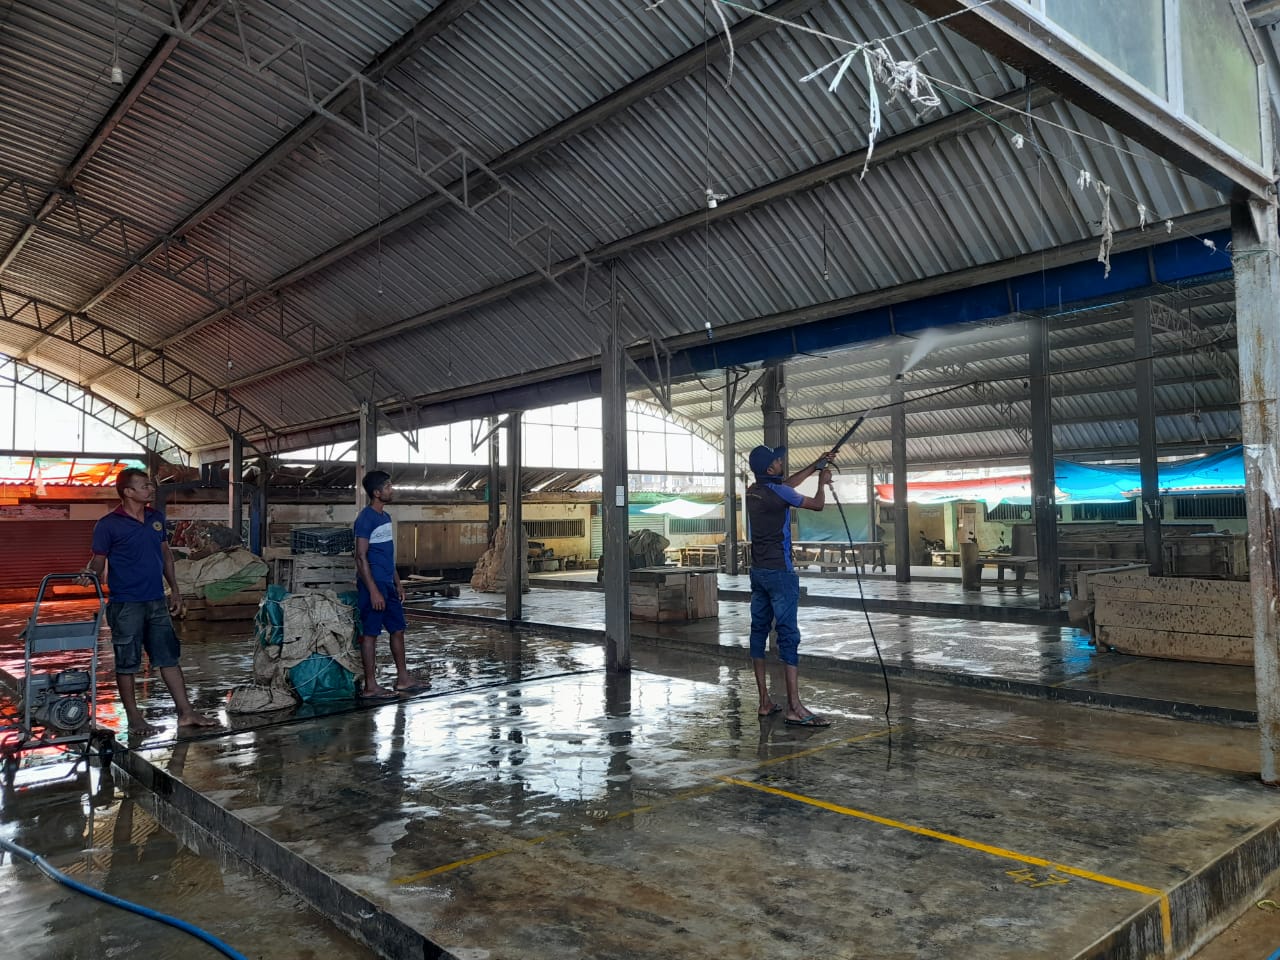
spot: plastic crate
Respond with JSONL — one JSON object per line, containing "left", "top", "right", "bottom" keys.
{"left": 291, "top": 527, "right": 354, "bottom": 555}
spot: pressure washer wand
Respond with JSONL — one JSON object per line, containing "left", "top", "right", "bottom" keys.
{"left": 817, "top": 406, "right": 877, "bottom": 471}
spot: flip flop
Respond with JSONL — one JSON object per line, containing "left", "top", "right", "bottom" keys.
{"left": 395, "top": 681, "right": 431, "bottom": 694}
{"left": 758, "top": 704, "right": 783, "bottom": 717}
{"left": 784, "top": 714, "right": 831, "bottom": 727}
{"left": 357, "top": 689, "right": 398, "bottom": 702}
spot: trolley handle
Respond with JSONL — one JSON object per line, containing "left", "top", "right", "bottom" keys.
{"left": 34, "top": 571, "right": 105, "bottom": 606}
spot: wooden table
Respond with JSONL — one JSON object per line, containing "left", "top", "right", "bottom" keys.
{"left": 976, "top": 555, "right": 1037, "bottom": 589}
{"left": 792, "top": 541, "right": 887, "bottom": 575}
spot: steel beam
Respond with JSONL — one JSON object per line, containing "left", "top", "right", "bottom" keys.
{"left": 228, "top": 431, "right": 244, "bottom": 539}
{"left": 891, "top": 359, "right": 910, "bottom": 583}
{"left": 601, "top": 267, "right": 630, "bottom": 672}
{"left": 724, "top": 370, "right": 739, "bottom": 576}
{"left": 505, "top": 411, "right": 524, "bottom": 623}
{"left": 1028, "top": 317, "right": 1061, "bottom": 609}
{"left": 0, "top": 286, "right": 271, "bottom": 444}
{"left": 0, "top": 356, "right": 185, "bottom": 462}
{"left": 1232, "top": 199, "right": 1280, "bottom": 784}
{"left": 1132, "top": 299, "right": 1164, "bottom": 575}
{"left": 487, "top": 415, "right": 501, "bottom": 542}
{"left": 355, "top": 400, "right": 377, "bottom": 510}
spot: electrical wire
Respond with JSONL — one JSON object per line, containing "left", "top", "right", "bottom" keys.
{"left": 0, "top": 836, "right": 249, "bottom": 960}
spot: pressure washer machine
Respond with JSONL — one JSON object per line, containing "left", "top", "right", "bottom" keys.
{"left": 1, "top": 573, "right": 116, "bottom": 779}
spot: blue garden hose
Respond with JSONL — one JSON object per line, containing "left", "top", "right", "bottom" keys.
{"left": 0, "top": 836, "right": 249, "bottom": 960}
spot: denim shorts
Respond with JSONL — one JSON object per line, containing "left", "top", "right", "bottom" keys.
{"left": 358, "top": 582, "right": 406, "bottom": 637}
{"left": 106, "top": 600, "right": 182, "bottom": 674}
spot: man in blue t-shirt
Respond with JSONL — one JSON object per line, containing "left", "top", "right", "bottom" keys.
{"left": 745, "top": 445, "right": 836, "bottom": 728}
{"left": 83, "top": 468, "right": 218, "bottom": 736}
{"left": 354, "top": 470, "right": 428, "bottom": 700}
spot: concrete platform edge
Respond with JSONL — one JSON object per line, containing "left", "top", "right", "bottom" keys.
{"left": 1076, "top": 817, "right": 1280, "bottom": 959}
{"left": 113, "top": 746, "right": 455, "bottom": 960}
{"left": 405, "top": 609, "right": 1257, "bottom": 727}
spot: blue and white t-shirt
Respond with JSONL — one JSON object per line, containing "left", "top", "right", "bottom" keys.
{"left": 353, "top": 507, "right": 395, "bottom": 584}
{"left": 746, "top": 480, "right": 804, "bottom": 572}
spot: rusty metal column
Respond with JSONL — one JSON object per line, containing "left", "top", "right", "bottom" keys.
{"left": 487, "top": 415, "right": 501, "bottom": 542}
{"left": 723, "top": 370, "right": 738, "bottom": 575}
{"left": 601, "top": 265, "right": 630, "bottom": 672}
{"left": 866, "top": 464, "right": 878, "bottom": 543}
{"left": 355, "top": 400, "right": 377, "bottom": 508}
{"left": 1132, "top": 299, "right": 1164, "bottom": 575}
{"left": 1028, "top": 317, "right": 1061, "bottom": 609}
{"left": 761, "top": 364, "right": 786, "bottom": 459}
{"left": 891, "top": 366, "right": 910, "bottom": 583}
{"left": 228, "top": 431, "right": 244, "bottom": 542}
{"left": 505, "top": 411, "right": 523, "bottom": 622}
{"left": 1232, "top": 200, "right": 1280, "bottom": 784}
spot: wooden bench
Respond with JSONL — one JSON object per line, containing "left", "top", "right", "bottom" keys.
{"left": 977, "top": 555, "right": 1037, "bottom": 589}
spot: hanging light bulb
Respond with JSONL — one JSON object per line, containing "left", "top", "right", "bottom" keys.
{"left": 110, "top": 1, "right": 124, "bottom": 84}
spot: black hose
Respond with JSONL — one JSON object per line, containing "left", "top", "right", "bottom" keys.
{"left": 826, "top": 478, "right": 892, "bottom": 721}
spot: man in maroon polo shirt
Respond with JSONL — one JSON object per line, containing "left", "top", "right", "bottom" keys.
{"left": 83, "top": 468, "right": 218, "bottom": 736}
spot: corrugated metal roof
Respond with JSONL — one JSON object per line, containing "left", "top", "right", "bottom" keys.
{"left": 0, "top": 0, "right": 1255, "bottom": 470}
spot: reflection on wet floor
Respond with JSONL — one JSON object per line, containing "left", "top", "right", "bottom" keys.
{"left": 0, "top": 754, "right": 376, "bottom": 960}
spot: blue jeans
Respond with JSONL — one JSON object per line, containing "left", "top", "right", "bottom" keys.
{"left": 749, "top": 567, "right": 801, "bottom": 666}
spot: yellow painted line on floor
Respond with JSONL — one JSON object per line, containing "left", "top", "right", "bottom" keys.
{"left": 393, "top": 723, "right": 901, "bottom": 885}
{"left": 719, "top": 775, "right": 1172, "bottom": 953}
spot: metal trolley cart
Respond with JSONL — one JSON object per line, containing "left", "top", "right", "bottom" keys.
{"left": 1, "top": 573, "right": 116, "bottom": 779}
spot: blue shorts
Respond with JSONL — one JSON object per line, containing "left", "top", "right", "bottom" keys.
{"left": 748, "top": 567, "right": 801, "bottom": 666}
{"left": 107, "top": 600, "right": 182, "bottom": 674}
{"left": 358, "top": 582, "right": 406, "bottom": 638}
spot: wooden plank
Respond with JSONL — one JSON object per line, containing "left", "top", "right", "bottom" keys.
{"left": 1094, "top": 597, "right": 1254, "bottom": 636}
{"left": 1092, "top": 577, "right": 1250, "bottom": 607}
{"left": 204, "top": 604, "right": 261, "bottom": 621}
{"left": 1097, "top": 624, "right": 1253, "bottom": 665}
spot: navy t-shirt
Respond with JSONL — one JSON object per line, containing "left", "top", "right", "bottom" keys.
{"left": 354, "top": 506, "right": 396, "bottom": 585}
{"left": 746, "top": 479, "right": 804, "bottom": 571}
{"left": 91, "top": 506, "right": 168, "bottom": 602}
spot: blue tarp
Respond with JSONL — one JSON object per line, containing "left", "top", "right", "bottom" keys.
{"left": 1055, "top": 446, "right": 1245, "bottom": 503}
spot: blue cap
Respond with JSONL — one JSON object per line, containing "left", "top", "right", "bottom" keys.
{"left": 749, "top": 445, "right": 785, "bottom": 477}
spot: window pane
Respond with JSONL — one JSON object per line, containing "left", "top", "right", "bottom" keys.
{"left": 1179, "top": 0, "right": 1262, "bottom": 163}
{"left": 1045, "top": 0, "right": 1166, "bottom": 96}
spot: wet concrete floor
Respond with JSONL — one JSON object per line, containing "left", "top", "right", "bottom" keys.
{"left": 0, "top": 753, "right": 377, "bottom": 959}
{"left": 0, "top": 589, "right": 1274, "bottom": 959}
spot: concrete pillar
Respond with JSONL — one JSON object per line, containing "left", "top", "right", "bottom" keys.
{"left": 487, "top": 415, "right": 501, "bottom": 542}
{"left": 891, "top": 363, "right": 910, "bottom": 582}
{"left": 1232, "top": 200, "right": 1280, "bottom": 784}
{"left": 355, "top": 400, "right": 377, "bottom": 508}
{"left": 1132, "top": 299, "right": 1164, "bottom": 575}
{"left": 505, "top": 412, "right": 523, "bottom": 622}
{"left": 1028, "top": 317, "right": 1061, "bottom": 608}
{"left": 601, "top": 266, "right": 630, "bottom": 672}
{"left": 228, "top": 431, "right": 244, "bottom": 542}
{"left": 723, "top": 370, "right": 738, "bottom": 575}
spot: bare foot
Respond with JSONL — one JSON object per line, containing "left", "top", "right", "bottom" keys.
{"left": 758, "top": 701, "right": 782, "bottom": 716}
{"left": 176, "top": 711, "right": 220, "bottom": 728}
{"left": 126, "top": 717, "right": 162, "bottom": 737}
{"left": 394, "top": 677, "right": 431, "bottom": 694}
